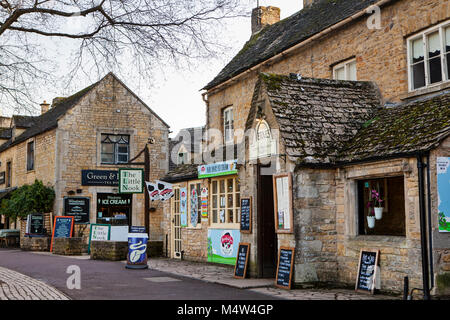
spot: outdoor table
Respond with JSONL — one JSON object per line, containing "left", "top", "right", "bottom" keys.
{"left": 0, "top": 229, "right": 20, "bottom": 248}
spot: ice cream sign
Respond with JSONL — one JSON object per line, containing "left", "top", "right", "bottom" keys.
{"left": 198, "top": 160, "right": 238, "bottom": 179}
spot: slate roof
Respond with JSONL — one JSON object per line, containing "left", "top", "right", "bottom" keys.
{"left": 168, "top": 126, "right": 205, "bottom": 171}
{"left": 337, "top": 91, "right": 450, "bottom": 164}
{"left": 253, "top": 73, "right": 382, "bottom": 165}
{"left": 204, "top": 0, "right": 379, "bottom": 90}
{"left": 11, "top": 115, "right": 37, "bottom": 128}
{"left": 162, "top": 164, "right": 199, "bottom": 183}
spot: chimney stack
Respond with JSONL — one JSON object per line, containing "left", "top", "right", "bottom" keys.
{"left": 251, "top": 6, "right": 280, "bottom": 35}
{"left": 40, "top": 100, "right": 50, "bottom": 114}
{"left": 303, "top": 0, "right": 318, "bottom": 8}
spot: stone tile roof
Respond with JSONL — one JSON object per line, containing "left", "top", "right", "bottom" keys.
{"left": 256, "top": 73, "right": 382, "bottom": 165}
{"left": 0, "top": 128, "right": 12, "bottom": 140}
{"left": 337, "top": 91, "right": 450, "bottom": 164}
{"left": 11, "top": 115, "right": 37, "bottom": 128}
{"left": 162, "top": 164, "right": 198, "bottom": 183}
{"left": 204, "top": 0, "right": 378, "bottom": 90}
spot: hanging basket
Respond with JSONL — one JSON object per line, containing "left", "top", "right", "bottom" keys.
{"left": 374, "top": 207, "right": 383, "bottom": 220}
{"left": 367, "top": 216, "right": 376, "bottom": 229}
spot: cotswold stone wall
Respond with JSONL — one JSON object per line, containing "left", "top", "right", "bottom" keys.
{"left": 206, "top": 0, "right": 449, "bottom": 141}
{"left": 90, "top": 241, "right": 128, "bottom": 261}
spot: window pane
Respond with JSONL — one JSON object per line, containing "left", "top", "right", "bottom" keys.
{"left": 227, "top": 209, "right": 234, "bottom": 223}
{"left": 348, "top": 61, "right": 357, "bottom": 81}
{"left": 446, "top": 27, "right": 450, "bottom": 52}
{"left": 212, "top": 210, "right": 217, "bottom": 223}
{"left": 428, "top": 32, "right": 441, "bottom": 58}
{"left": 212, "top": 195, "right": 217, "bottom": 209}
{"left": 101, "top": 153, "right": 114, "bottom": 163}
{"left": 227, "top": 179, "right": 233, "bottom": 193}
{"left": 220, "top": 180, "right": 225, "bottom": 193}
{"left": 227, "top": 194, "right": 233, "bottom": 208}
{"left": 335, "top": 66, "right": 345, "bottom": 80}
{"left": 212, "top": 181, "right": 217, "bottom": 194}
{"left": 117, "top": 145, "right": 128, "bottom": 154}
{"left": 117, "top": 154, "right": 128, "bottom": 163}
{"left": 412, "top": 62, "right": 426, "bottom": 89}
{"left": 412, "top": 38, "right": 424, "bottom": 63}
{"left": 102, "top": 143, "right": 114, "bottom": 153}
{"left": 220, "top": 196, "right": 225, "bottom": 208}
{"left": 429, "top": 56, "right": 442, "bottom": 84}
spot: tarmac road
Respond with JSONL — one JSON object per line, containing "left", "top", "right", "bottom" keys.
{"left": 0, "top": 248, "right": 279, "bottom": 301}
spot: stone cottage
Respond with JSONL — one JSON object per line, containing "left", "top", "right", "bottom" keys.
{"left": 162, "top": 0, "right": 450, "bottom": 296}
{"left": 0, "top": 73, "right": 170, "bottom": 246}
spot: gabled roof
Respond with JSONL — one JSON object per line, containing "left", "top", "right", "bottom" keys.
{"left": 337, "top": 91, "right": 450, "bottom": 164}
{"left": 11, "top": 115, "right": 37, "bottom": 128}
{"left": 204, "top": 0, "right": 380, "bottom": 90}
{"left": 250, "top": 73, "right": 382, "bottom": 165}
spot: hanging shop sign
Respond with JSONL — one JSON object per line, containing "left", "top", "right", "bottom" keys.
{"left": 145, "top": 182, "right": 160, "bottom": 201}
{"left": 88, "top": 223, "right": 111, "bottom": 253}
{"left": 50, "top": 216, "right": 74, "bottom": 252}
{"left": 64, "top": 197, "right": 90, "bottom": 224}
{"left": 275, "top": 247, "right": 295, "bottom": 290}
{"left": 207, "top": 229, "right": 240, "bottom": 265}
{"left": 273, "top": 173, "right": 294, "bottom": 234}
{"left": 198, "top": 160, "right": 238, "bottom": 179}
{"left": 355, "top": 249, "right": 380, "bottom": 294}
{"left": 180, "top": 188, "right": 188, "bottom": 227}
{"left": 119, "top": 168, "right": 144, "bottom": 194}
{"left": 190, "top": 188, "right": 198, "bottom": 227}
{"left": 82, "top": 170, "right": 118, "bottom": 186}
{"left": 437, "top": 157, "right": 450, "bottom": 232}
{"left": 152, "top": 180, "right": 174, "bottom": 201}
{"left": 234, "top": 243, "right": 250, "bottom": 279}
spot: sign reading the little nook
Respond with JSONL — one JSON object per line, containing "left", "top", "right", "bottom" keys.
{"left": 119, "top": 168, "right": 144, "bottom": 194}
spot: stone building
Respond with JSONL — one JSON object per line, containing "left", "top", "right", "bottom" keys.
{"left": 0, "top": 73, "right": 169, "bottom": 243}
{"left": 163, "top": 0, "right": 450, "bottom": 296}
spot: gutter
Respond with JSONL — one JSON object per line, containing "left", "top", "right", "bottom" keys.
{"left": 205, "top": 0, "right": 396, "bottom": 93}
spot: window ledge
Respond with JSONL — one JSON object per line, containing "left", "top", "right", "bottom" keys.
{"left": 349, "top": 235, "right": 406, "bottom": 243}
{"left": 400, "top": 81, "right": 450, "bottom": 101}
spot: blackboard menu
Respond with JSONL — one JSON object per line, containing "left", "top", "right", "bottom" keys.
{"left": 50, "top": 216, "right": 74, "bottom": 252}
{"left": 64, "top": 197, "right": 90, "bottom": 223}
{"left": 240, "top": 198, "right": 252, "bottom": 233}
{"left": 355, "top": 249, "right": 379, "bottom": 294}
{"left": 276, "top": 247, "right": 294, "bottom": 289}
{"left": 234, "top": 243, "right": 250, "bottom": 279}
{"left": 29, "top": 214, "right": 44, "bottom": 235}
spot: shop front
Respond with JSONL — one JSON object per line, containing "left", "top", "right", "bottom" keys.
{"left": 96, "top": 193, "right": 132, "bottom": 226}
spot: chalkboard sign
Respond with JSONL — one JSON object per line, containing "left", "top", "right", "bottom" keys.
{"left": 355, "top": 249, "right": 380, "bottom": 294}
{"left": 50, "top": 216, "right": 74, "bottom": 252}
{"left": 275, "top": 247, "right": 295, "bottom": 289}
{"left": 234, "top": 243, "right": 250, "bottom": 279}
{"left": 29, "top": 214, "right": 44, "bottom": 235}
{"left": 240, "top": 198, "right": 252, "bottom": 233}
{"left": 64, "top": 197, "right": 90, "bottom": 224}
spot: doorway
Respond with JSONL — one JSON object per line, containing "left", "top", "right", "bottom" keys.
{"left": 171, "top": 188, "right": 182, "bottom": 259}
{"left": 257, "top": 165, "right": 277, "bottom": 278}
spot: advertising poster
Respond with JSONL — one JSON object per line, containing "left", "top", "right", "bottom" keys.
{"left": 180, "top": 188, "right": 187, "bottom": 228}
{"left": 207, "top": 229, "right": 240, "bottom": 265}
{"left": 437, "top": 157, "right": 450, "bottom": 232}
{"left": 190, "top": 188, "right": 198, "bottom": 227}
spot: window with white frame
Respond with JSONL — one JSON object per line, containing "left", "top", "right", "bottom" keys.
{"left": 408, "top": 21, "right": 450, "bottom": 91}
{"left": 333, "top": 59, "right": 357, "bottom": 81}
{"left": 101, "top": 134, "right": 130, "bottom": 164}
{"left": 210, "top": 176, "right": 240, "bottom": 227}
{"left": 178, "top": 152, "right": 188, "bottom": 165}
{"left": 188, "top": 181, "right": 202, "bottom": 227}
{"left": 223, "top": 107, "right": 234, "bottom": 144}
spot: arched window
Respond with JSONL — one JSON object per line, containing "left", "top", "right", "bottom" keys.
{"left": 256, "top": 120, "right": 272, "bottom": 158}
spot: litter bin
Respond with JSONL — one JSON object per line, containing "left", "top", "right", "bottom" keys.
{"left": 125, "top": 232, "right": 149, "bottom": 269}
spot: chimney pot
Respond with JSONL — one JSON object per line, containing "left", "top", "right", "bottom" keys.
{"left": 303, "top": 0, "right": 317, "bottom": 8}
{"left": 251, "top": 6, "right": 280, "bottom": 35}
{"left": 40, "top": 100, "right": 50, "bottom": 114}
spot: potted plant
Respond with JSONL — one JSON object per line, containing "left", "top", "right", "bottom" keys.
{"left": 366, "top": 201, "right": 376, "bottom": 229}
{"left": 371, "top": 189, "right": 384, "bottom": 220}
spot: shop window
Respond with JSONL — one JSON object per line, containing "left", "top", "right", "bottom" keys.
{"left": 223, "top": 107, "right": 234, "bottom": 144}
{"left": 211, "top": 176, "right": 240, "bottom": 227}
{"left": 357, "top": 176, "right": 405, "bottom": 236}
{"left": 408, "top": 21, "right": 450, "bottom": 91}
{"left": 27, "top": 141, "right": 34, "bottom": 171}
{"left": 333, "top": 59, "right": 357, "bottom": 81}
{"left": 6, "top": 161, "right": 11, "bottom": 188}
{"left": 101, "top": 134, "right": 130, "bottom": 164}
{"left": 188, "top": 182, "right": 202, "bottom": 227}
{"left": 96, "top": 193, "right": 132, "bottom": 226}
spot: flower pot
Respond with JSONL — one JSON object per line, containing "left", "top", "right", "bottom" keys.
{"left": 374, "top": 207, "right": 384, "bottom": 220}
{"left": 367, "top": 216, "right": 376, "bottom": 229}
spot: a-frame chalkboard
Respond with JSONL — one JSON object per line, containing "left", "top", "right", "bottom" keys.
{"left": 234, "top": 243, "right": 250, "bottom": 279}
{"left": 355, "top": 249, "right": 380, "bottom": 294}
{"left": 275, "top": 247, "right": 295, "bottom": 289}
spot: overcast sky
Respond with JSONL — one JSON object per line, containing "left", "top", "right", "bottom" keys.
{"left": 27, "top": 1, "right": 303, "bottom": 137}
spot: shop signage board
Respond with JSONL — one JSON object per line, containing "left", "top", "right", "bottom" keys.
{"left": 273, "top": 173, "right": 294, "bottom": 234}
{"left": 198, "top": 160, "right": 238, "bottom": 179}
{"left": 207, "top": 229, "right": 240, "bottom": 265}
{"left": 180, "top": 188, "right": 188, "bottom": 228}
{"left": 240, "top": 197, "right": 252, "bottom": 233}
{"left": 234, "top": 243, "right": 250, "bottom": 279}
{"left": 355, "top": 249, "right": 380, "bottom": 294}
{"left": 437, "top": 157, "right": 450, "bottom": 232}
{"left": 88, "top": 223, "right": 111, "bottom": 253}
{"left": 275, "top": 247, "right": 295, "bottom": 290}
{"left": 82, "top": 170, "right": 118, "bottom": 186}
{"left": 50, "top": 216, "right": 74, "bottom": 252}
{"left": 64, "top": 197, "right": 90, "bottom": 224}
{"left": 119, "top": 168, "right": 144, "bottom": 194}
{"left": 27, "top": 213, "right": 45, "bottom": 235}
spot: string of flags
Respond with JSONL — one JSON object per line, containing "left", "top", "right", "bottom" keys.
{"left": 145, "top": 180, "right": 174, "bottom": 201}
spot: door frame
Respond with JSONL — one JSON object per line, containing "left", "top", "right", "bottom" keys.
{"left": 170, "top": 187, "right": 182, "bottom": 259}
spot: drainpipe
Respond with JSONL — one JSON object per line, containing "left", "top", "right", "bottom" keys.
{"left": 426, "top": 154, "right": 434, "bottom": 290}
{"left": 417, "top": 153, "right": 431, "bottom": 300}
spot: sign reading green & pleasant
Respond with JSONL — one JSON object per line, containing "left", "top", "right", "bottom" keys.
{"left": 119, "top": 168, "right": 144, "bottom": 194}
{"left": 198, "top": 160, "right": 238, "bottom": 179}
